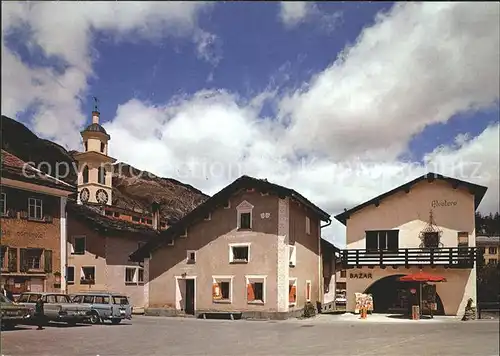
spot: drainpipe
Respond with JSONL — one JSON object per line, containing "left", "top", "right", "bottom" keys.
{"left": 318, "top": 218, "right": 332, "bottom": 308}
{"left": 321, "top": 218, "right": 332, "bottom": 229}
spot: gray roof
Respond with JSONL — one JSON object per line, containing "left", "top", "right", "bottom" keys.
{"left": 476, "top": 236, "right": 500, "bottom": 245}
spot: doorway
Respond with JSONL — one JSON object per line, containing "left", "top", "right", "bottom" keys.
{"left": 185, "top": 279, "right": 195, "bottom": 315}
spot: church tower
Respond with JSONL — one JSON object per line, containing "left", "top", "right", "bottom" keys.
{"left": 73, "top": 101, "right": 116, "bottom": 205}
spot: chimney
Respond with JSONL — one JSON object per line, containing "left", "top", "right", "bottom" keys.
{"left": 152, "top": 201, "right": 160, "bottom": 230}
{"left": 92, "top": 111, "right": 100, "bottom": 124}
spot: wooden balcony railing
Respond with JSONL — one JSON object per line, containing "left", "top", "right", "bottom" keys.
{"left": 340, "top": 247, "right": 477, "bottom": 269}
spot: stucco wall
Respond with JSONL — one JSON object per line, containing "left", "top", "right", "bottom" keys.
{"left": 148, "top": 191, "right": 281, "bottom": 312}
{"left": 288, "top": 199, "right": 321, "bottom": 311}
{"left": 344, "top": 180, "right": 478, "bottom": 317}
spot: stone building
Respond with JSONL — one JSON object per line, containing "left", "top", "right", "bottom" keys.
{"left": 1, "top": 150, "right": 74, "bottom": 294}
{"left": 130, "top": 176, "right": 332, "bottom": 319}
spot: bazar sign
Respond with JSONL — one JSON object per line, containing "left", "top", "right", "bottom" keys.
{"left": 350, "top": 272, "right": 373, "bottom": 279}
{"left": 1, "top": 229, "right": 43, "bottom": 239}
{"left": 431, "top": 199, "right": 457, "bottom": 208}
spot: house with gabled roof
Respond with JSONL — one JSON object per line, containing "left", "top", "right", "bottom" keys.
{"left": 130, "top": 176, "right": 333, "bottom": 319}
{"left": 334, "top": 172, "right": 487, "bottom": 317}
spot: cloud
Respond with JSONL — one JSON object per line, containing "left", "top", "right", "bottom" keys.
{"left": 1, "top": 1, "right": 216, "bottom": 147}
{"left": 278, "top": 2, "right": 343, "bottom": 32}
{"left": 278, "top": 2, "right": 500, "bottom": 161}
{"left": 3, "top": 2, "right": 500, "bottom": 247}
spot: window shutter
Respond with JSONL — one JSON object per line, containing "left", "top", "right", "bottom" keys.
{"left": 289, "top": 285, "right": 296, "bottom": 303}
{"left": 44, "top": 250, "right": 52, "bottom": 273}
{"left": 387, "top": 231, "right": 399, "bottom": 251}
{"left": 247, "top": 283, "right": 255, "bottom": 301}
{"left": 19, "top": 248, "right": 28, "bottom": 272}
{"left": 8, "top": 247, "right": 17, "bottom": 272}
{"left": 366, "top": 231, "right": 378, "bottom": 250}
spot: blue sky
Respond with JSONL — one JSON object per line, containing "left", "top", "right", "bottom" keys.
{"left": 2, "top": 2, "right": 499, "bottom": 245}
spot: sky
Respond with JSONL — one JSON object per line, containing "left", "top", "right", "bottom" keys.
{"left": 2, "top": 1, "right": 499, "bottom": 247}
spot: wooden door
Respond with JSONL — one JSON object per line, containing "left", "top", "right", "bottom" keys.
{"left": 185, "top": 279, "right": 195, "bottom": 315}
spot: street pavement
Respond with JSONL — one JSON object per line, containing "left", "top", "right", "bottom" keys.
{"left": 1, "top": 315, "right": 498, "bottom": 356}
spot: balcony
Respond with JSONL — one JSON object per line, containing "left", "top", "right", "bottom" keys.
{"left": 340, "top": 247, "right": 477, "bottom": 269}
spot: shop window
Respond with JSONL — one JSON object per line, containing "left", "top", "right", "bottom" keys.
{"left": 289, "top": 278, "right": 297, "bottom": 306}
{"left": 132, "top": 216, "right": 140, "bottom": 222}
{"left": 246, "top": 276, "right": 266, "bottom": 304}
{"left": 212, "top": 276, "right": 232, "bottom": 303}
{"left": 366, "top": 230, "right": 399, "bottom": 251}
{"left": 229, "top": 244, "right": 249, "bottom": 263}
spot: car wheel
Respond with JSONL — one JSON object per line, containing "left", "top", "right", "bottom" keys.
{"left": 111, "top": 318, "right": 121, "bottom": 325}
{"left": 89, "top": 312, "right": 101, "bottom": 325}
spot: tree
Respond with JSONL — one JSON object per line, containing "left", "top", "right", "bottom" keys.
{"left": 477, "top": 263, "right": 500, "bottom": 302}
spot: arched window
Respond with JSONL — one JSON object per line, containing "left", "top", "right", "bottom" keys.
{"left": 82, "top": 166, "right": 89, "bottom": 183}
{"left": 98, "top": 167, "right": 106, "bottom": 185}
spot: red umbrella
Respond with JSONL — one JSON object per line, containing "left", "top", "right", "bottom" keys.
{"left": 399, "top": 271, "right": 447, "bottom": 282}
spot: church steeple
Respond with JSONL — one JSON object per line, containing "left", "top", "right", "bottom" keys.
{"left": 73, "top": 100, "right": 116, "bottom": 205}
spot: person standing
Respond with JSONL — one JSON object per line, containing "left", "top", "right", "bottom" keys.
{"left": 34, "top": 295, "right": 45, "bottom": 330}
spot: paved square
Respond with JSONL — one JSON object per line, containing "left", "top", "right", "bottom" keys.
{"left": 1, "top": 315, "right": 498, "bottom": 356}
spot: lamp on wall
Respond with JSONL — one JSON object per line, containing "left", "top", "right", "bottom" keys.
{"left": 54, "top": 273, "right": 61, "bottom": 285}
{"left": 181, "top": 272, "right": 187, "bottom": 279}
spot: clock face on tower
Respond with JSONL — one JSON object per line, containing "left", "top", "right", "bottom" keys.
{"left": 80, "top": 188, "right": 90, "bottom": 203}
{"left": 96, "top": 189, "right": 109, "bottom": 204}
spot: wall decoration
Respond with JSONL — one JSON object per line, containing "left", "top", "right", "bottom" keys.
{"left": 419, "top": 210, "right": 443, "bottom": 249}
{"left": 431, "top": 200, "right": 457, "bottom": 208}
{"left": 260, "top": 212, "right": 271, "bottom": 219}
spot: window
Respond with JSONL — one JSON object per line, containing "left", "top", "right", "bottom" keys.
{"left": 488, "top": 259, "right": 498, "bottom": 265}
{"left": 422, "top": 232, "right": 440, "bottom": 248}
{"left": 212, "top": 276, "right": 233, "bottom": 303}
{"left": 488, "top": 247, "right": 498, "bottom": 255}
{"left": 246, "top": 276, "right": 266, "bottom": 304}
{"left": 73, "top": 236, "right": 86, "bottom": 255}
{"left": 72, "top": 295, "right": 83, "bottom": 303}
{"left": 229, "top": 244, "right": 250, "bottom": 263}
{"left": 0, "top": 192, "right": 6, "bottom": 215}
{"left": 98, "top": 166, "right": 106, "bottom": 185}
{"left": 180, "top": 228, "right": 188, "bottom": 238}
{"left": 305, "top": 280, "right": 312, "bottom": 302}
{"left": 239, "top": 212, "right": 251, "bottom": 229}
{"left": 138, "top": 268, "right": 144, "bottom": 283}
{"left": 289, "top": 245, "right": 297, "bottom": 267}
{"left": 28, "top": 198, "right": 43, "bottom": 220}
{"left": 236, "top": 200, "right": 253, "bottom": 230}
{"left": 132, "top": 216, "right": 140, "bottom": 222}
{"left": 105, "top": 210, "right": 113, "bottom": 216}
{"left": 289, "top": 279, "right": 297, "bottom": 306}
{"left": 114, "top": 212, "right": 120, "bottom": 218}
{"left": 84, "top": 141, "right": 88, "bottom": 151}
{"left": 306, "top": 216, "right": 311, "bottom": 235}
{"left": 366, "top": 230, "right": 399, "bottom": 251}
{"left": 223, "top": 201, "right": 230, "bottom": 209}
{"left": 67, "top": 266, "right": 75, "bottom": 284}
{"left": 187, "top": 250, "right": 196, "bottom": 264}
{"left": 82, "top": 166, "right": 89, "bottom": 183}
{"left": 113, "top": 296, "right": 129, "bottom": 305}
{"left": 81, "top": 266, "right": 95, "bottom": 284}
{"left": 340, "top": 270, "right": 346, "bottom": 278}
{"left": 100, "top": 142, "right": 105, "bottom": 153}
{"left": 204, "top": 212, "right": 211, "bottom": 221}
{"left": 125, "top": 267, "right": 137, "bottom": 283}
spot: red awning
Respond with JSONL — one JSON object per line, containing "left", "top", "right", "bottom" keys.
{"left": 399, "top": 271, "right": 447, "bottom": 282}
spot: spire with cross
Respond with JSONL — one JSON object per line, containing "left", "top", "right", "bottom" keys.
{"left": 92, "top": 96, "right": 99, "bottom": 112}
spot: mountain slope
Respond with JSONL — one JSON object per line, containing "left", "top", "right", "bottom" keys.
{"left": 1, "top": 115, "right": 208, "bottom": 221}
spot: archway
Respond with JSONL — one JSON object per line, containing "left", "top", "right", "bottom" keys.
{"left": 364, "top": 274, "right": 445, "bottom": 315}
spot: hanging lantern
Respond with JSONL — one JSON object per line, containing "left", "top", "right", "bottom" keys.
{"left": 54, "top": 272, "right": 61, "bottom": 284}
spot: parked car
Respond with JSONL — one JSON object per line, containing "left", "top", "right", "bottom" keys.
{"left": 70, "top": 292, "right": 132, "bottom": 325}
{"left": 0, "top": 293, "right": 32, "bottom": 329}
{"left": 16, "top": 292, "right": 92, "bottom": 325}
